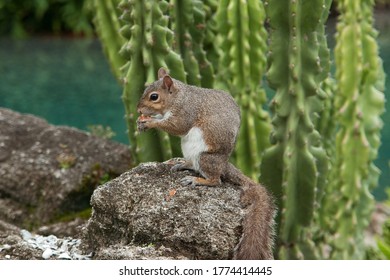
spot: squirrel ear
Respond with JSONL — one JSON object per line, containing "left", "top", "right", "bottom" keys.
{"left": 158, "top": 67, "right": 168, "bottom": 79}
{"left": 162, "top": 75, "right": 174, "bottom": 92}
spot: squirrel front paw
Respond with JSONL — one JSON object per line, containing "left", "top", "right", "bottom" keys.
{"left": 136, "top": 117, "right": 155, "bottom": 132}
{"left": 136, "top": 119, "right": 149, "bottom": 132}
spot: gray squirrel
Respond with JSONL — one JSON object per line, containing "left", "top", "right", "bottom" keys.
{"left": 137, "top": 68, "right": 275, "bottom": 260}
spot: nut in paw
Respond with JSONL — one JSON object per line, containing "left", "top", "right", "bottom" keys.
{"left": 136, "top": 115, "right": 152, "bottom": 132}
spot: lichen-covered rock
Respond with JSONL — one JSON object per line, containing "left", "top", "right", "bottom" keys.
{"left": 37, "top": 218, "right": 87, "bottom": 238}
{"left": 83, "top": 160, "right": 245, "bottom": 260}
{"left": 93, "top": 244, "right": 188, "bottom": 260}
{"left": 0, "top": 218, "right": 182, "bottom": 260}
{"left": 0, "top": 220, "right": 42, "bottom": 260}
{"left": 0, "top": 108, "right": 132, "bottom": 229}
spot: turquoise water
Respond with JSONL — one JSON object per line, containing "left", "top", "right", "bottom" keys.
{"left": 0, "top": 37, "right": 127, "bottom": 144}
{"left": 0, "top": 14, "right": 389, "bottom": 200}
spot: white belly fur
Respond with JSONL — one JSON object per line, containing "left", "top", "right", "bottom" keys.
{"left": 181, "top": 127, "right": 208, "bottom": 171}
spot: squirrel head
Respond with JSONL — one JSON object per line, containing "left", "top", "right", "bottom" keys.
{"left": 137, "top": 67, "right": 178, "bottom": 119}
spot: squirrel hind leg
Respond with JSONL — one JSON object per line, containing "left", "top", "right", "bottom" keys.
{"left": 197, "top": 152, "right": 228, "bottom": 186}
{"left": 172, "top": 160, "right": 220, "bottom": 186}
{"left": 180, "top": 152, "right": 227, "bottom": 187}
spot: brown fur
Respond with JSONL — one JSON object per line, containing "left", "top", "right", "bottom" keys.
{"left": 137, "top": 68, "right": 276, "bottom": 260}
{"left": 224, "top": 163, "right": 275, "bottom": 260}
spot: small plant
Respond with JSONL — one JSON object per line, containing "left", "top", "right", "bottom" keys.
{"left": 87, "top": 124, "right": 116, "bottom": 139}
{"left": 56, "top": 153, "right": 77, "bottom": 169}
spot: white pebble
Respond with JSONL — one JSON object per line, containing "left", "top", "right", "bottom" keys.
{"left": 42, "top": 248, "right": 53, "bottom": 259}
{"left": 46, "top": 235, "right": 58, "bottom": 245}
{"left": 20, "top": 229, "right": 32, "bottom": 241}
{"left": 0, "top": 244, "right": 11, "bottom": 252}
{"left": 5, "top": 255, "right": 10, "bottom": 259}
{"left": 60, "top": 240, "right": 68, "bottom": 252}
{"left": 58, "top": 252, "right": 71, "bottom": 260}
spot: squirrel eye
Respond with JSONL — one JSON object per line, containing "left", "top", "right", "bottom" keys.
{"left": 149, "top": 93, "right": 159, "bottom": 101}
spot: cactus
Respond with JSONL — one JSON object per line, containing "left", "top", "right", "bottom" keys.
{"left": 93, "top": 0, "right": 126, "bottom": 81}
{"left": 118, "top": 0, "right": 186, "bottom": 163}
{"left": 260, "top": 0, "right": 331, "bottom": 259}
{"left": 202, "top": 0, "right": 219, "bottom": 74}
{"left": 171, "top": 0, "right": 215, "bottom": 87}
{"left": 321, "top": 0, "right": 386, "bottom": 259}
{"left": 216, "top": 0, "right": 271, "bottom": 181}
{"left": 94, "top": 0, "right": 216, "bottom": 164}
{"left": 93, "top": 0, "right": 387, "bottom": 259}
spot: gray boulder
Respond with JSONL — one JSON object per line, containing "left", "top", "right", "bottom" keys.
{"left": 0, "top": 218, "right": 185, "bottom": 260}
{"left": 83, "top": 160, "right": 245, "bottom": 260}
{"left": 0, "top": 108, "right": 132, "bottom": 230}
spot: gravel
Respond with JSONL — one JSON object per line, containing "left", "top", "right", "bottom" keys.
{"left": 20, "top": 229, "right": 91, "bottom": 260}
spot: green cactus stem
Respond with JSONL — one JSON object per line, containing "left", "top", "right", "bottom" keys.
{"left": 260, "top": 0, "right": 330, "bottom": 259}
{"left": 93, "top": 0, "right": 127, "bottom": 81}
{"left": 172, "top": 0, "right": 215, "bottom": 87}
{"left": 118, "top": 0, "right": 186, "bottom": 163}
{"left": 216, "top": 0, "right": 271, "bottom": 181}
{"left": 321, "top": 0, "right": 386, "bottom": 259}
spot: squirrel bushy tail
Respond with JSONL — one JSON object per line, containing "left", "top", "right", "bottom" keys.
{"left": 224, "top": 163, "right": 276, "bottom": 260}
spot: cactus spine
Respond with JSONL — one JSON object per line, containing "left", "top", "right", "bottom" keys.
{"left": 321, "top": 0, "right": 385, "bottom": 259}
{"left": 260, "top": 0, "right": 330, "bottom": 259}
{"left": 118, "top": 0, "right": 186, "bottom": 163}
{"left": 216, "top": 0, "right": 271, "bottom": 181}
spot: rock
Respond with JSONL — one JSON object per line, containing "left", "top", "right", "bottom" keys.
{"left": 20, "top": 229, "right": 33, "bottom": 241}
{"left": 83, "top": 160, "right": 245, "bottom": 260}
{"left": 42, "top": 248, "right": 53, "bottom": 259}
{"left": 0, "top": 220, "right": 43, "bottom": 260}
{"left": 58, "top": 252, "right": 71, "bottom": 260}
{"left": 0, "top": 218, "right": 182, "bottom": 260}
{"left": 0, "top": 221, "right": 93, "bottom": 260}
{"left": 0, "top": 108, "right": 132, "bottom": 230}
{"left": 93, "top": 244, "right": 188, "bottom": 260}
{"left": 37, "top": 218, "right": 86, "bottom": 238}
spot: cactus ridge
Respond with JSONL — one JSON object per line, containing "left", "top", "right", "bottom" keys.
{"left": 216, "top": 0, "right": 271, "bottom": 181}
{"left": 260, "top": 0, "right": 330, "bottom": 259}
{"left": 93, "top": 0, "right": 127, "bottom": 81}
{"left": 118, "top": 0, "right": 187, "bottom": 163}
{"left": 94, "top": 0, "right": 386, "bottom": 260}
{"left": 321, "top": 0, "right": 385, "bottom": 259}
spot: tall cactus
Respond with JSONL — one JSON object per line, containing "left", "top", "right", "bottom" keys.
{"left": 216, "top": 0, "right": 271, "bottom": 181}
{"left": 94, "top": 0, "right": 217, "bottom": 164}
{"left": 321, "top": 0, "right": 386, "bottom": 259}
{"left": 260, "top": 0, "right": 331, "bottom": 259}
{"left": 171, "top": 0, "right": 215, "bottom": 87}
{"left": 118, "top": 0, "right": 186, "bottom": 163}
{"left": 93, "top": 1, "right": 387, "bottom": 260}
{"left": 93, "top": 0, "right": 126, "bottom": 82}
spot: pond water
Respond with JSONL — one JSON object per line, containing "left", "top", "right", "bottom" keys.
{"left": 0, "top": 12, "right": 389, "bottom": 200}
{"left": 0, "top": 37, "right": 127, "bottom": 144}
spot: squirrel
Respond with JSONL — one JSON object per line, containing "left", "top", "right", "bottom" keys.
{"left": 136, "top": 67, "right": 275, "bottom": 260}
